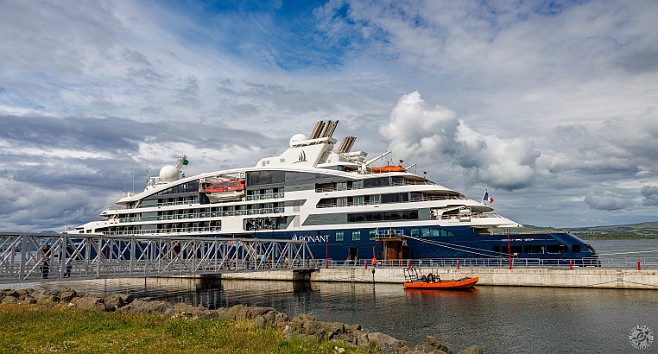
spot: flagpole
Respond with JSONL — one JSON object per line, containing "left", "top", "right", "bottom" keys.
{"left": 507, "top": 229, "right": 512, "bottom": 269}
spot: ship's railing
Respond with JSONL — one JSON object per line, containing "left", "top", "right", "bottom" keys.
{"left": 316, "top": 200, "right": 383, "bottom": 208}
{"left": 156, "top": 199, "right": 199, "bottom": 208}
{"left": 102, "top": 226, "right": 223, "bottom": 236}
{"left": 410, "top": 195, "right": 468, "bottom": 202}
{"left": 245, "top": 192, "right": 285, "bottom": 201}
{"left": 314, "top": 179, "right": 433, "bottom": 193}
{"left": 115, "top": 207, "right": 286, "bottom": 224}
{"left": 320, "top": 257, "right": 658, "bottom": 269}
{"left": 471, "top": 213, "right": 506, "bottom": 219}
{"left": 433, "top": 212, "right": 506, "bottom": 221}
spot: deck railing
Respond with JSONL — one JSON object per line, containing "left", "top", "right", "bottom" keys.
{"left": 320, "top": 256, "right": 657, "bottom": 269}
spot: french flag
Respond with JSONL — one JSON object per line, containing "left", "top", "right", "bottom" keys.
{"left": 482, "top": 190, "right": 494, "bottom": 204}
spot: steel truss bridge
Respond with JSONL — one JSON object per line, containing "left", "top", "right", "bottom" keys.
{"left": 0, "top": 232, "right": 317, "bottom": 284}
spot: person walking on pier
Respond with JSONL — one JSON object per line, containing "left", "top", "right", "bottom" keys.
{"left": 40, "top": 246, "right": 51, "bottom": 279}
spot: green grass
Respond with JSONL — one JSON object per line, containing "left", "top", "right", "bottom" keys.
{"left": 0, "top": 304, "right": 370, "bottom": 353}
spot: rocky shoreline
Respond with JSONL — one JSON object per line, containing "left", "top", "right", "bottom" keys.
{"left": 1, "top": 288, "right": 484, "bottom": 354}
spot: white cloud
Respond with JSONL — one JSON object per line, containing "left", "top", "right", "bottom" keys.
{"left": 380, "top": 91, "right": 539, "bottom": 190}
{"left": 640, "top": 186, "right": 658, "bottom": 206}
{"left": 584, "top": 190, "right": 629, "bottom": 211}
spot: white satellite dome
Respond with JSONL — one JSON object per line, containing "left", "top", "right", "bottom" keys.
{"left": 289, "top": 133, "right": 307, "bottom": 147}
{"left": 159, "top": 165, "right": 178, "bottom": 182}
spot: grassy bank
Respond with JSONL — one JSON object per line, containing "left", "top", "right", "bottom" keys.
{"left": 0, "top": 303, "right": 369, "bottom": 353}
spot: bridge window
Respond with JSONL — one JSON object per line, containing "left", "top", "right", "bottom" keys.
{"left": 503, "top": 245, "right": 522, "bottom": 254}
{"left": 336, "top": 231, "right": 344, "bottom": 242}
{"left": 420, "top": 228, "right": 445, "bottom": 237}
{"left": 525, "top": 245, "right": 545, "bottom": 254}
{"left": 369, "top": 230, "right": 377, "bottom": 240}
{"left": 352, "top": 231, "right": 361, "bottom": 241}
{"left": 547, "top": 244, "right": 568, "bottom": 254}
{"left": 410, "top": 229, "right": 419, "bottom": 237}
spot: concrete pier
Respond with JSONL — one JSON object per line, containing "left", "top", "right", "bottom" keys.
{"left": 222, "top": 267, "right": 658, "bottom": 290}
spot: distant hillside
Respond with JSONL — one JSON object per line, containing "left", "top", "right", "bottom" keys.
{"left": 493, "top": 222, "right": 658, "bottom": 240}
{"left": 566, "top": 221, "right": 658, "bottom": 240}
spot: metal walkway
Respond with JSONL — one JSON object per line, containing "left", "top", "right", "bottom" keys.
{"left": 0, "top": 232, "right": 317, "bottom": 284}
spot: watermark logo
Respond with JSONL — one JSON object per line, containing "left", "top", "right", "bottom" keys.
{"left": 629, "top": 325, "right": 653, "bottom": 350}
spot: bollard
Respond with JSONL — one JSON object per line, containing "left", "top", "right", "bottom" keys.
{"left": 638, "top": 260, "right": 641, "bottom": 270}
{"left": 457, "top": 260, "right": 460, "bottom": 269}
{"left": 569, "top": 260, "right": 573, "bottom": 270}
{"left": 364, "top": 260, "right": 367, "bottom": 269}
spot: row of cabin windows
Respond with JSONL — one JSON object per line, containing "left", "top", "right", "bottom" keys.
{"left": 347, "top": 210, "right": 418, "bottom": 223}
{"left": 125, "top": 202, "right": 284, "bottom": 221}
{"left": 316, "top": 176, "right": 415, "bottom": 192}
{"left": 333, "top": 230, "right": 371, "bottom": 242}
{"left": 411, "top": 228, "right": 454, "bottom": 237}
{"left": 492, "top": 244, "right": 577, "bottom": 254}
{"left": 317, "top": 193, "right": 410, "bottom": 208}
{"left": 317, "top": 192, "right": 460, "bottom": 208}
{"left": 332, "top": 228, "right": 451, "bottom": 242}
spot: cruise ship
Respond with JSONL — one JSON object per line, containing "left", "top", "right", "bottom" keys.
{"left": 72, "top": 120, "right": 597, "bottom": 264}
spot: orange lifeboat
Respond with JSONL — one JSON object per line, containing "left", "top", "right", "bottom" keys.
{"left": 403, "top": 277, "right": 479, "bottom": 290}
{"left": 204, "top": 179, "right": 245, "bottom": 193}
{"left": 370, "top": 165, "right": 406, "bottom": 173}
{"left": 204, "top": 179, "right": 245, "bottom": 202}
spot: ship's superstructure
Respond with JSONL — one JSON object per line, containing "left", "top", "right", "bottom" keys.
{"left": 72, "top": 121, "right": 597, "bottom": 263}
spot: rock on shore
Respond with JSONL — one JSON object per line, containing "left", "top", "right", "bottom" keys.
{"left": 0, "top": 288, "right": 485, "bottom": 354}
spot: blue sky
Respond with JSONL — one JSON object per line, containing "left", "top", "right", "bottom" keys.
{"left": 1, "top": 0, "right": 657, "bottom": 230}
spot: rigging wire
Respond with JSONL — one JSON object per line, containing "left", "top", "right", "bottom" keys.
{"left": 404, "top": 235, "right": 505, "bottom": 258}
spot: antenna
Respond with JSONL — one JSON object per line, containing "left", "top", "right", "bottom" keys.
{"left": 132, "top": 165, "right": 135, "bottom": 193}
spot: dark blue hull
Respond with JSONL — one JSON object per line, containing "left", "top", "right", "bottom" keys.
{"left": 248, "top": 225, "right": 598, "bottom": 263}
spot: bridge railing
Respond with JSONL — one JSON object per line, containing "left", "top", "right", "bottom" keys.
{"left": 0, "top": 232, "right": 317, "bottom": 283}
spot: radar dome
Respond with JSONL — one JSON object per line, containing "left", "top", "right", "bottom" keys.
{"left": 159, "top": 165, "right": 178, "bottom": 182}
{"left": 289, "top": 134, "right": 307, "bottom": 147}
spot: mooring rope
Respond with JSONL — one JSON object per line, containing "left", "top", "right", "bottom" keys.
{"left": 403, "top": 235, "right": 503, "bottom": 258}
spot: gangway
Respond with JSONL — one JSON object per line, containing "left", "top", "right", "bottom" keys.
{"left": 0, "top": 232, "right": 317, "bottom": 284}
